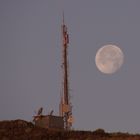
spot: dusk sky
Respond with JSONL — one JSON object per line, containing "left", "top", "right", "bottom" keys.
{"left": 1, "top": 0, "right": 140, "bottom": 133}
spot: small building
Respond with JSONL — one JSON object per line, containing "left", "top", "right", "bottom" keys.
{"left": 33, "top": 115, "right": 64, "bottom": 129}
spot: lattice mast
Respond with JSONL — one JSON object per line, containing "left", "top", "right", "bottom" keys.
{"left": 59, "top": 13, "right": 73, "bottom": 130}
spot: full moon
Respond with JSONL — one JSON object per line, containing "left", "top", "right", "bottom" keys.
{"left": 95, "top": 44, "right": 124, "bottom": 74}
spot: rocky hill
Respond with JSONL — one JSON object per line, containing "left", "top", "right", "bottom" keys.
{"left": 0, "top": 120, "right": 140, "bottom": 140}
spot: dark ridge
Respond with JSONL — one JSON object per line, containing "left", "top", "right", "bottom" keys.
{"left": 0, "top": 120, "right": 139, "bottom": 140}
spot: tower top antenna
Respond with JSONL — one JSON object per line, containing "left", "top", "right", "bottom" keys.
{"left": 62, "top": 11, "right": 65, "bottom": 25}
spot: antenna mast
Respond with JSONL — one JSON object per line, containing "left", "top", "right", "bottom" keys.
{"left": 59, "top": 13, "right": 73, "bottom": 130}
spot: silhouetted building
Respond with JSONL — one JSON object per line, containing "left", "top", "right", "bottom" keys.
{"left": 34, "top": 115, "right": 64, "bottom": 129}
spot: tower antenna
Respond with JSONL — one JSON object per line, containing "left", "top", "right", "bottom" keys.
{"left": 62, "top": 11, "right": 65, "bottom": 25}
{"left": 59, "top": 13, "right": 73, "bottom": 130}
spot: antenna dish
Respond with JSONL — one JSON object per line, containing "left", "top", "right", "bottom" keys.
{"left": 37, "top": 107, "right": 43, "bottom": 116}
{"left": 68, "top": 116, "right": 74, "bottom": 123}
{"left": 49, "top": 110, "right": 54, "bottom": 115}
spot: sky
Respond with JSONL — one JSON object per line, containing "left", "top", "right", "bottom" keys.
{"left": 0, "top": 0, "right": 140, "bottom": 133}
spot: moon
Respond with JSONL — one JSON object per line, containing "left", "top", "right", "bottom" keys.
{"left": 95, "top": 44, "right": 124, "bottom": 74}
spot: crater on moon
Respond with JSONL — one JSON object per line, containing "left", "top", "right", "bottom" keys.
{"left": 95, "top": 44, "right": 124, "bottom": 74}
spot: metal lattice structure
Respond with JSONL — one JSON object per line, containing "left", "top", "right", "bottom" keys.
{"left": 59, "top": 14, "right": 73, "bottom": 130}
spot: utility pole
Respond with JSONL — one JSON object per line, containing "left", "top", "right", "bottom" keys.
{"left": 59, "top": 13, "right": 73, "bottom": 130}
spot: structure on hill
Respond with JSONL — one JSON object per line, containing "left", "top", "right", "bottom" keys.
{"left": 33, "top": 114, "right": 64, "bottom": 129}
{"left": 33, "top": 14, "right": 73, "bottom": 130}
{"left": 59, "top": 13, "right": 73, "bottom": 129}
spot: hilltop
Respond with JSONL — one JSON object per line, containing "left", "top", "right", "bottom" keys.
{"left": 0, "top": 120, "right": 139, "bottom": 140}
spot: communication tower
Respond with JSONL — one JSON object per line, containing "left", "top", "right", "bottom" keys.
{"left": 33, "top": 14, "right": 73, "bottom": 130}
{"left": 59, "top": 13, "right": 73, "bottom": 130}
